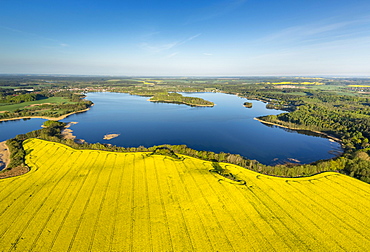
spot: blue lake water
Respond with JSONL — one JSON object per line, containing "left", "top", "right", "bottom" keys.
{"left": 0, "top": 92, "right": 342, "bottom": 165}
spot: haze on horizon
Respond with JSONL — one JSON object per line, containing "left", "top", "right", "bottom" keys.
{"left": 1, "top": 0, "right": 370, "bottom": 77}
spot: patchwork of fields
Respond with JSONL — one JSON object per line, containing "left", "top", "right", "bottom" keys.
{"left": 0, "top": 138, "right": 369, "bottom": 251}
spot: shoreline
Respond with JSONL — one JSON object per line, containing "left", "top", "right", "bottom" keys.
{"left": 254, "top": 117, "right": 342, "bottom": 143}
{"left": 0, "top": 107, "right": 92, "bottom": 122}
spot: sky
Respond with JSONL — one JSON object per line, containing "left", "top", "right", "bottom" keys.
{"left": 1, "top": 0, "right": 370, "bottom": 76}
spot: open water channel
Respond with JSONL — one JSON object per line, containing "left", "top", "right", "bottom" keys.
{"left": 0, "top": 92, "right": 342, "bottom": 165}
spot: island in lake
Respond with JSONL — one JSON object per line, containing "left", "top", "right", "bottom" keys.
{"left": 149, "top": 92, "right": 214, "bottom": 107}
{"left": 103, "top": 133, "right": 120, "bottom": 140}
{"left": 243, "top": 102, "right": 253, "bottom": 108}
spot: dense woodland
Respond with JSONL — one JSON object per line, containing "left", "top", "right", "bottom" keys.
{"left": 1, "top": 75, "right": 370, "bottom": 183}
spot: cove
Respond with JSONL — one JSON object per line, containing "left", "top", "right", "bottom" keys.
{"left": 56, "top": 92, "right": 341, "bottom": 165}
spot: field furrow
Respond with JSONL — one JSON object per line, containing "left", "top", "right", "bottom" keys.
{"left": 130, "top": 154, "right": 153, "bottom": 251}
{"left": 205, "top": 164, "right": 278, "bottom": 250}
{"left": 0, "top": 144, "right": 64, "bottom": 215}
{"left": 150, "top": 156, "right": 176, "bottom": 251}
{"left": 48, "top": 151, "right": 103, "bottom": 251}
{"left": 287, "top": 178, "right": 369, "bottom": 251}
{"left": 9, "top": 150, "right": 89, "bottom": 252}
{"left": 111, "top": 154, "right": 137, "bottom": 251}
{"left": 158, "top": 158, "right": 195, "bottom": 251}
{"left": 29, "top": 151, "right": 95, "bottom": 252}
{"left": 194, "top": 161, "right": 254, "bottom": 251}
{"left": 317, "top": 175, "right": 370, "bottom": 217}
{"left": 163, "top": 158, "right": 215, "bottom": 251}
{"left": 255, "top": 177, "right": 341, "bottom": 251}
{"left": 88, "top": 153, "right": 117, "bottom": 251}
{"left": 141, "top": 156, "right": 173, "bottom": 251}
{"left": 182, "top": 159, "right": 235, "bottom": 251}
{"left": 70, "top": 153, "right": 115, "bottom": 251}
{"left": 65, "top": 152, "right": 109, "bottom": 252}
{"left": 0, "top": 148, "right": 71, "bottom": 241}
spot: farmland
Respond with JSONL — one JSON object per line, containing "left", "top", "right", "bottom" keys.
{"left": 0, "top": 97, "right": 72, "bottom": 112}
{"left": 0, "top": 138, "right": 369, "bottom": 251}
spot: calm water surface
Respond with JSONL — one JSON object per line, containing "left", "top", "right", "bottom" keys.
{"left": 0, "top": 92, "right": 341, "bottom": 165}
{"left": 0, "top": 118, "right": 47, "bottom": 141}
{"left": 60, "top": 92, "right": 341, "bottom": 165}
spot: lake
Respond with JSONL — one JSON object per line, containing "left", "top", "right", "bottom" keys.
{"left": 0, "top": 92, "right": 342, "bottom": 165}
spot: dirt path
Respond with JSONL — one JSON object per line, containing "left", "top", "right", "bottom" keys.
{"left": 0, "top": 141, "right": 29, "bottom": 179}
{"left": 0, "top": 141, "right": 10, "bottom": 171}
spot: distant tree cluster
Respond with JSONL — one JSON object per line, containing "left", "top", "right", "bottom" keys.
{"left": 0, "top": 93, "right": 43, "bottom": 104}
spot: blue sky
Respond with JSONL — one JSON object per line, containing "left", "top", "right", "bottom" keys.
{"left": 1, "top": 0, "right": 370, "bottom": 76}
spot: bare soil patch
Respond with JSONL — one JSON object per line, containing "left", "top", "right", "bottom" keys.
{"left": 103, "top": 133, "right": 120, "bottom": 140}
{"left": 0, "top": 141, "right": 10, "bottom": 170}
{"left": 61, "top": 122, "right": 78, "bottom": 140}
{"left": 0, "top": 166, "right": 29, "bottom": 179}
{"left": 26, "top": 103, "right": 53, "bottom": 108}
{"left": 274, "top": 85, "right": 304, "bottom": 89}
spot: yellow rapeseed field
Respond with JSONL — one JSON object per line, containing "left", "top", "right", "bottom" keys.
{"left": 270, "top": 81, "right": 323, "bottom": 85}
{"left": 348, "top": 85, "right": 370, "bottom": 87}
{"left": 0, "top": 138, "right": 369, "bottom": 251}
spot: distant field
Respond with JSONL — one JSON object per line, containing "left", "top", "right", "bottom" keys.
{"left": 348, "top": 85, "right": 370, "bottom": 87}
{"left": 0, "top": 138, "right": 369, "bottom": 251}
{"left": 268, "top": 91, "right": 307, "bottom": 96}
{"left": 265, "top": 81, "right": 323, "bottom": 85}
{"left": 0, "top": 86, "right": 21, "bottom": 89}
{"left": 0, "top": 97, "right": 72, "bottom": 112}
{"left": 306, "top": 85, "right": 360, "bottom": 96}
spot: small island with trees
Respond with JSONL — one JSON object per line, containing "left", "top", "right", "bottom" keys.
{"left": 243, "top": 102, "right": 253, "bottom": 108}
